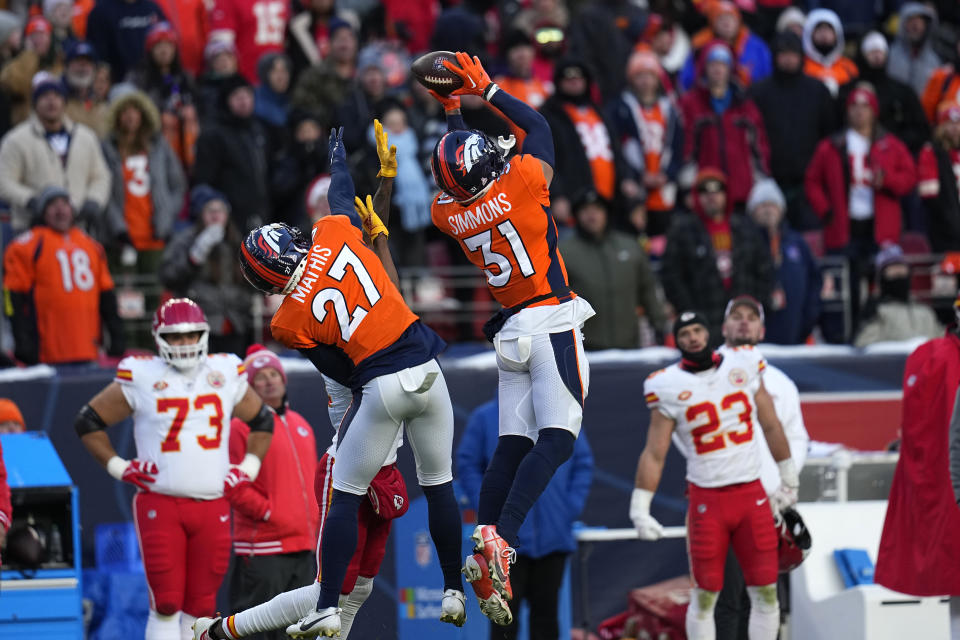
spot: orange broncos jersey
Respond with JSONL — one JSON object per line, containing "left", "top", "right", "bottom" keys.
{"left": 431, "top": 153, "right": 574, "bottom": 310}
{"left": 3, "top": 226, "right": 114, "bottom": 363}
{"left": 270, "top": 215, "right": 419, "bottom": 368}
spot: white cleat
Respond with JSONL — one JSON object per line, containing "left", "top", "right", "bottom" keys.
{"left": 439, "top": 589, "right": 466, "bottom": 627}
{"left": 191, "top": 616, "right": 219, "bottom": 640}
{"left": 286, "top": 606, "right": 342, "bottom": 638}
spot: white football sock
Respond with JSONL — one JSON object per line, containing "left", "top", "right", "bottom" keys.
{"left": 746, "top": 585, "right": 780, "bottom": 640}
{"left": 338, "top": 576, "right": 374, "bottom": 639}
{"left": 145, "top": 610, "right": 181, "bottom": 640}
{"left": 685, "top": 588, "right": 717, "bottom": 640}
{"left": 179, "top": 613, "right": 197, "bottom": 640}
{"left": 229, "top": 581, "right": 322, "bottom": 636}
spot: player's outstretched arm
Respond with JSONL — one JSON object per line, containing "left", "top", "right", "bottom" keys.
{"left": 327, "top": 126, "right": 357, "bottom": 216}
{"left": 354, "top": 195, "right": 400, "bottom": 289}
{"left": 444, "top": 52, "right": 556, "bottom": 185}
{"left": 371, "top": 119, "right": 395, "bottom": 228}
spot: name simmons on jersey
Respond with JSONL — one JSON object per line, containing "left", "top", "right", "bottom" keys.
{"left": 444, "top": 192, "right": 513, "bottom": 237}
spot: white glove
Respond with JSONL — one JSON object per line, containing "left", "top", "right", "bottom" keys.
{"left": 189, "top": 224, "right": 225, "bottom": 265}
{"left": 770, "top": 458, "right": 799, "bottom": 516}
{"left": 630, "top": 488, "right": 665, "bottom": 540}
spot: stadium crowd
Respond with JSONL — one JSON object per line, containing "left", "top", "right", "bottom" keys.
{"left": 1, "top": 0, "right": 960, "bottom": 365}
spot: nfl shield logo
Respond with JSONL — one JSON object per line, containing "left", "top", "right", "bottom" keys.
{"left": 415, "top": 532, "right": 432, "bottom": 567}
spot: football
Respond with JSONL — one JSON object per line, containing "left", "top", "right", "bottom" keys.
{"left": 411, "top": 50, "right": 463, "bottom": 95}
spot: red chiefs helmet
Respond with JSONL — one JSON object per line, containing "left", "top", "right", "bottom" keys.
{"left": 152, "top": 298, "right": 210, "bottom": 370}
{"left": 777, "top": 507, "right": 812, "bottom": 573}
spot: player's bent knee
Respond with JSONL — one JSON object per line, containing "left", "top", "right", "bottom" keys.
{"left": 533, "top": 428, "right": 576, "bottom": 465}
{"left": 747, "top": 584, "right": 779, "bottom": 613}
{"left": 690, "top": 588, "right": 719, "bottom": 617}
{"left": 154, "top": 601, "right": 181, "bottom": 617}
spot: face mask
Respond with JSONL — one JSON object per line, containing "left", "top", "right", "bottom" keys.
{"left": 814, "top": 40, "right": 835, "bottom": 57}
{"left": 880, "top": 275, "right": 910, "bottom": 302}
{"left": 680, "top": 346, "right": 719, "bottom": 372}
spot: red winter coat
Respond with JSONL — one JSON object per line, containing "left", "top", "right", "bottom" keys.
{"left": 679, "top": 85, "right": 770, "bottom": 206}
{"left": 875, "top": 332, "right": 960, "bottom": 596}
{"left": 229, "top": 408, "right": 319, "bottom": 556}
{"left": 0, "top": 440, "right": 11, "bottom": 564}
{"left": 804, "top": 130, "right": 916, "bottom": 250}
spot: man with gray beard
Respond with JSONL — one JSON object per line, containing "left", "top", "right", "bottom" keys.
{"left": 64, "top": 41, "right": 109, "bottom": 136}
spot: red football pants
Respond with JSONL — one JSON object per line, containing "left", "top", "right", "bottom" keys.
{"left": 686, "top": 480, "right": 778, "bottom": 591}
{"left": 314, "top": 453, "right": 392, "bottom": 593}
{"left": 133, "top": 492, "right": 232, "bottom": 617}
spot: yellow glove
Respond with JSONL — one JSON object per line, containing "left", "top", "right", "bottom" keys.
{"left": 354, "top": 195, "right": 388, "bottom": 240}
{"left": 373, "top": 119, "right": 397, "bottom": 178}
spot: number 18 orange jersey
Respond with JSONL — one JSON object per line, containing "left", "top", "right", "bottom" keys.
{"left": 431, "top": 153, "right": 574, "bottom": 310}
{"left": 270, "top": 215, "right": 443, "bottom": 388}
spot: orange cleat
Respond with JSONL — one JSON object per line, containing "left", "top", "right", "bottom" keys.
{"left": 462, "top": 552, "right": 513, "bottom": 626}
{"left": 470, "top": 524, "right": 516, "bottom": 602}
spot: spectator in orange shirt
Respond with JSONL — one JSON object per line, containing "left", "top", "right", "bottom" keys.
{"left": 0, "top": 399, "right": 26, "bottom": 433}
{"left": 494, "top": 30, "right": 552, "bottom": 109}
{"left": 539, "top": 58, "right": 638, "bottom": 229}
{"left": 102, "top": 86, "right": 187, "bottom": 277}
{"left": 801, "top": 9, "right": 857, "bottom": 97}
{"left": 921, "top": 39, "right": 960, "bottom": 124}
{"left": 3, "top": 186, "right": 124, "bottom": 365}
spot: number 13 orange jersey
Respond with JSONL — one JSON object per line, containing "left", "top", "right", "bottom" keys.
{"left": 431, "top": 153, "right": 574, "bottom": 310}
{"left": 270, "top": 215, "right": 426, "bottom": 384}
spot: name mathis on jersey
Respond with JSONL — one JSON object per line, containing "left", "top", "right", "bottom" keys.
{"left": 446, "top": 192, "right": 513, "bottom": 237}
{"left": 290, "top": 245, "right": 334, "bottom": 304}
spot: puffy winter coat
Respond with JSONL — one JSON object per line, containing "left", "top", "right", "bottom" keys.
{"left": 228, "top": 407, "right": 319, "bottom": 556}
{"left": 804, "top": 129, "right": 916, "bottom": 250}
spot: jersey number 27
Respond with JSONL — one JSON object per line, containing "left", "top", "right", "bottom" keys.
{"left": 311, "top": 245, "right": 381, "bottom": 342}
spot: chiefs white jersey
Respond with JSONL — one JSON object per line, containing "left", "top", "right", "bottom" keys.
{"left": 116, "top": 354, "right": 249, "bottom": 499}
{"left": 644, "top": 346, "right": 767, "bottom": 488}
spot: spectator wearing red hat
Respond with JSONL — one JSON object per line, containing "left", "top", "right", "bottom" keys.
{"left": 129, "top": 21, "right": 199, "bottom": 170}
{"left": 0, "top": 398, "right": 25, "bottom": 433}
{"left": 152, "top": 0, "right": 208, "bottom": 76}
{"left": 918, "top": 102, "right": 960, "bottom": 252}
{"left": 679, "top": 40, "right": 770, "bottom": 208}
{"left": 85, "top": 0, "right": 167, "bottom": 82}
{"left": 208, "top": 0, "right": 290, "bottom": 84}
{"left": 660, "top": 168, "right": 774, "bottom": 343}
{"left": 805, "top": 83, "right": 916, "bottom": 341}
{"left": 607, "top": 49, "right": 683, "bottom": 237}
{"left": 680, "top": 1, "right": 772, "bottom": 91}
{"left": 0, "top": 15, "right": 63, "bottom": 125}
{"left": 227, "top": 344, "right": 319, "bottom": 640}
